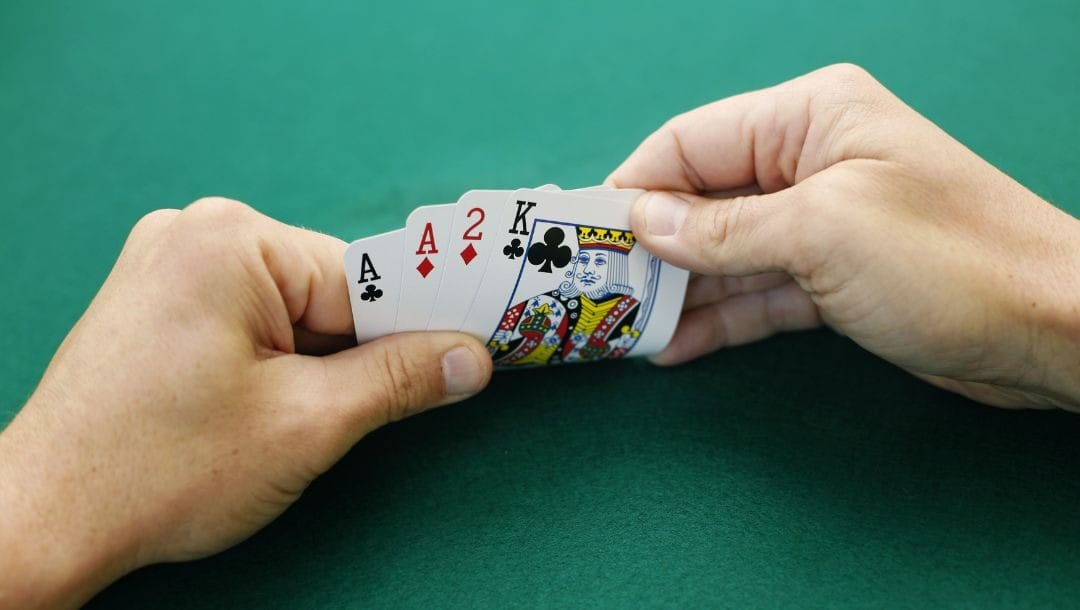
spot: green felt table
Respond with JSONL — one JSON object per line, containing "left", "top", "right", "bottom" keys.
{"left": 2, "top": 0, "right": 1079, "bottom": 607}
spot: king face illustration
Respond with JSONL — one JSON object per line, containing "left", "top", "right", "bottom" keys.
{"left": 488, "top": 225, "right": 646, "bottom": 366}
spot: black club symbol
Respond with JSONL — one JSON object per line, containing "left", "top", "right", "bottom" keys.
{"left": 359, "top": 283, "right": 383, "bottom": 302}
{"left": 527, "top": 227, "right": 572, "bottom": 273}
{"left": 503, "top": 238, "right": 524, "bottom": 260}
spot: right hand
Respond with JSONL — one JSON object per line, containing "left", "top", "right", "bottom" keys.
{"left": 608, "top": 64, "right": 1080, "bottom": 410}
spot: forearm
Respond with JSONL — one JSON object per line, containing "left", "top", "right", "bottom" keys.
{"left": 0, "top": 397, "right": 136, "bottom": 609}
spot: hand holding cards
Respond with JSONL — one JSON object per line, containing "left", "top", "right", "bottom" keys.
{"left": 344, "top": 186, "right": 689, "bottom": 367}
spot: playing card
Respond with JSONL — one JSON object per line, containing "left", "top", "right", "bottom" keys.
{"left": 427, "top": 191, "right": 508, "bottom": 331}
{"left": 396, "top": 203, "right": 455, "bottom": 332}
{"left": 427, "top": 185, "right": 563, "bottom": 332}
{"left": 344, "top": 229, "right": 404, "bottom": 343}
{"left": 460, "top": 188, "right": 688, "bottom": 366}
{"left": 438, "top": 186, "right": 641, "bottom": 333}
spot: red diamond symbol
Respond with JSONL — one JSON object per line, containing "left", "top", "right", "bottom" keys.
{"left": 416, "top": 257, "right": 434, "bottom": 278}
{"left": 460, "top": 243, "right": 478, "bottom": 265}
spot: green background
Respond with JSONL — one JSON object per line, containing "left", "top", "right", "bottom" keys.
{"left": 3, "top": 0, "right": 1079, "bottom": 606}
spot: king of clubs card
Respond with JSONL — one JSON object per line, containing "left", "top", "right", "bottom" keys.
{"left": 487, "top": 222, "right": 663, "bottom": 366}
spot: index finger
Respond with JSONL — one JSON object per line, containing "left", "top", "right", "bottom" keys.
{"left": 258, "top": 219, "right": 354, "bottom": 338}
{"left": 171, "top": 198, "right": 355, "bottom": 341}
{"left": 606, "top": 63, "right": 891, "bottom": 194}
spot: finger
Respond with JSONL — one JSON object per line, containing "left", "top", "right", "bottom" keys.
{"left": 257, "top": 222, "right": 354, "bottom": 336}
{"left": 651, "top": 281, "right": 821, "bottom": 366}
{"left": 175, "top": 199, "right": 355, "bottom": 341}
{"left": 265, "top": 332, "right": 492, "bottom": 459}
{"left": 683, "top": 272, "right": 792, "bottom": 310}
{"left": 630, "top": 187, "right": 808, "bottom": 277}
{"left": 607, "top": 63, "right": 887, "bottom": 194}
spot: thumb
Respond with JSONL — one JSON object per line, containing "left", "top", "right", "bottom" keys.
{"left": 270, "top": 332, "right": 493, "bottom": 454}
{"left": 629, "top": 188, "right": 804, "bottom": 277}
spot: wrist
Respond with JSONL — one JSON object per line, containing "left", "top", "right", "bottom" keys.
{"left": 0, "top": 393, "right": 139, "bottom": 608}
{"left": 1010, "top": 207, "right": 1080, "bottom": 410}
{"left": 1029, "top": 298, "right": 1080, "bottom": 411}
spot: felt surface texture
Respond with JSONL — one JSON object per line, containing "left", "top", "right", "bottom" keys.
{"left": 1, "top": 0, "right": 1079, "bottom": 607}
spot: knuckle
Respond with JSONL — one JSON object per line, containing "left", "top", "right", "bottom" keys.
{"left": 369, "top": 345, "right": 435, "bottom": 424}
{"left": 659, "top": 113, "right": 686, "bottom": 135}
{"left": 821, "top": 62, "right": 876, "bottom": 89}
{"left": 640, "top": 117, "right": 680, "bottom": 155}
{"left": 129, "top": 208, "right": 180, "bottom": 239}
{"left": 119, "top": 209, "right": 182, "bottom": 268}
{"left": 136, "top": 207, "right": 181, "bottom": 228}
{"left": 183, "top": 196, "right": 254, "bottom": 227}
{"left": 173, "top": 197, "right": 259, "bottom": 261}
{"left": 812, "top": 63, "right": 885, "bottom": 111}
{"left": 688, "top": 196, "right": 752, "bottom": 272}
{"left": 807, "top": 65, "right": 893, "bottom": 153}
{"left": 655, "top": 112, "right": 697, "bottom": 148}
{"left": 702, "top": 196, "right": 746, "bottom": 249}
{"left": 660, "top": 114, "right": 708, "bottom": 191}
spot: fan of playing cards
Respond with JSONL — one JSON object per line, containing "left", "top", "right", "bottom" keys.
{"left": 344, "top": 185, "right": 690, "bottom": 367}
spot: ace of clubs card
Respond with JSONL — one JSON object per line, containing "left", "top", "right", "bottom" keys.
{"left": 344, "top": 229, "right": 405, "bottom": 343}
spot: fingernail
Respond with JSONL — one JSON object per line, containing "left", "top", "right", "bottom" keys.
{"left": 643, "top": 192, "right": 689, "bottom": 236}
{"left": 442, "top": 346, "right": 485, "bottom": 396}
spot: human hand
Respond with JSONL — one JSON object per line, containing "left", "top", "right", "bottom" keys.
{"left": 0, "top": 199, "right": 492, "bottom": 608}
{"left": 608, "top": 64, "right": 1080, "bottom": 410}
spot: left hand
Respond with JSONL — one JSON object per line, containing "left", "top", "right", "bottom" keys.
{"left": 0, "top": 198, "right": 492, "bottom": 609}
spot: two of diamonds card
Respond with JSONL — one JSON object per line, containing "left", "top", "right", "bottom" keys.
{"left": 344, "top": 186, "right": 689, "bottom": 367}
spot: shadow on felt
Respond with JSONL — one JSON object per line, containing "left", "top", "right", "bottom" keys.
{"left": 87, "top": 329, "right": 1080, "bottom": 607}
